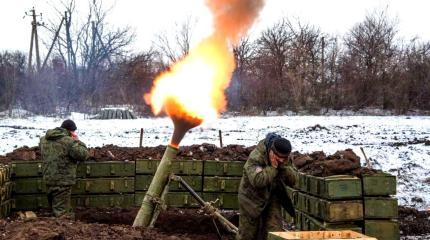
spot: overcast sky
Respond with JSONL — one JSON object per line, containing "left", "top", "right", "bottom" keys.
{"left": 1, "top": 0, "right": 429, "bottom": 55}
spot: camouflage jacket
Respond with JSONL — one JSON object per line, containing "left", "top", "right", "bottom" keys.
{"left": 238, "top": 139, "right": 296, "bottom": 218}
{"left": 40, "top": 127, "right": 89, "bottom": 186}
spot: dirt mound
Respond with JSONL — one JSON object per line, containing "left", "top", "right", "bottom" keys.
{"left": 0, "top": 144, "right": 254, "bottom": 162}
{"left": 0, "top": 208, "right": 236, "bottom": 240}
{"left": 291, "top": 149, "right": 378, "bottom": 177}
{"left": 399, "top": 206, "right": 430, "bottom": 236}
{"left": 4, "top": 146, "right": 40, "bottom": 162}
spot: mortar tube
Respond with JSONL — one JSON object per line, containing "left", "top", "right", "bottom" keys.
{"left": 132, "top": 145, "right": 178, "bottom": 227}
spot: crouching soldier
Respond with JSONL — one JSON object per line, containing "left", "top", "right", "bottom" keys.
{"left": 237, "top": 133, "right": 296, "bottom": 240}
{"left": 40, "top": 119, "right": 90, "bottom": 218}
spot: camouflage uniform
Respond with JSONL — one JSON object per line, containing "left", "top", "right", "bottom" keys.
{"left": 237, "top": 137, "right": 296, "bottom": 240}
{"left": 40, "top": 127, "right": 89, "bottom": 217}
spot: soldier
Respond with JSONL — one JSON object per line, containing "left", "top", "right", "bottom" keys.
{"left": 40, "top": 119, "right": 90, "bottom": 218}
{"left": 237, "top": 133, "right": 296, "bottom": 240}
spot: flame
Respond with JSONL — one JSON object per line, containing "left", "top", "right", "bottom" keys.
{"left": 145, "top": 0, "right": 265, "bottom": 127}
{"left": 145, "top": 36, "right": 235, "bottom": 124}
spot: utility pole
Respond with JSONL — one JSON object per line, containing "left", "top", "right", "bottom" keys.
{"left": 41, "top": 17, "right": 65, "bottom": 71}
{"left": 25, "top": 7, "right": 44, "bottom": 73}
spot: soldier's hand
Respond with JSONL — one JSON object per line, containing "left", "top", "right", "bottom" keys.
{"left": 71, "top": 131, "right": 79, "bottom": 140}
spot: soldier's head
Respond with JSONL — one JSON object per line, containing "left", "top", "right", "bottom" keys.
{"left": 61, "top": 119, "right": 77, "bottom": 132}
{"left": 269, "top": 138, "right": 291, "bottom": 165}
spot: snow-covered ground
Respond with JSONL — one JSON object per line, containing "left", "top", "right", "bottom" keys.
{"left": 1, "top": 114, "right": 429, "bottom": 210}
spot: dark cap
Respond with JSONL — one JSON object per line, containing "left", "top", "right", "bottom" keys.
{"left": 271, "top": 138, "right": 292, "bottom": 158}
{"left": 61, "top": 119, "right": 77, "bottom": 131}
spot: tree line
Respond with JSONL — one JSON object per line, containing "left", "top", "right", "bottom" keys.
{"left": 0, "top": 4, "right": 429, "bottom": 116}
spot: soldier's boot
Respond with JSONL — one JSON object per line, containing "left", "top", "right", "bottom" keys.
{"left": 47, "top": 185, "right": 73, "bottom": 218}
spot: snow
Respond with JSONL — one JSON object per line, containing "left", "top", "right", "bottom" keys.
{"left": 0, "top": 114, "right": 429, "bottom": 210}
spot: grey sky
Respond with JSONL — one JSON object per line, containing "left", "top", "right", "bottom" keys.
{"left": 1, "top": 0, "right": 429, "bottom": 55}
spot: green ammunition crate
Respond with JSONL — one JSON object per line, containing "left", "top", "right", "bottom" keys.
{"left": 362, "top": 172, "right": 396, "bottom": 196}
{"left": 1, "top": 182, "right": 14, "bottom": 202}
{"left": 10, "top": 161, "right": 43, "bottom": 178}
{"left": 73, "top": 178, "right": 135, "bottom": 194}
{"left": 135, "top": 175, "right": 202, "bottom": 191}
{"left": 134, "top": 191, "right": 200, "bottom": 208}
{"left": 77, "top": 161, "right": 135, "bottom": 177}
{"left": 296, "top": 191, "right": 363, "bottom": 222}
{"left": 73, "top": 194, "right": 135, "bottom": 208}
{"left": 13, "top": 178, "right": 46, "bottom": 194}
{"left": 299, "top": 210, "right": 362, "bottom": 233}
{"left": 202, "top": 192, "right": 238, "bottom": 209}
{"left": 364, "top": 219, "right": 400, "bottom": 240}
{"left": 203, "top": 160, "right": 244, "bottom": 176}
{"left": 14, "top": 178, "right": 135, "bottom": 194}
{"left": 14, "top": 194, "right": 49, "bottom": 210}
{"left": 298, "top": 172, "right": 362, "bottom": 199}
{"left": 364, "top": 197, "right": 398, "bottom": 219}
{"left": 136, "top": 159, "right": 203, "bottom": 175}
{"left": 167, "top": 192, "right": 201, "bottom": 208}
{"left": 0, "top": 199, "right": 14, "bottom": 218}
{"left": 15, "top": 194, "right": 135, "bottom": 210}
{"left": 203, "top": 177, "right": 241, "bottom": 192}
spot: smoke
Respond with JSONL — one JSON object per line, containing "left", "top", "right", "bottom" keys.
{"left": 206, "top": 0, "right": 265, "bottom": 44}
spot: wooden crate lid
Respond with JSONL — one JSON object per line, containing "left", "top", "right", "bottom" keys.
{"left": 269, "top": 230, "right": 377, "bottom": 240}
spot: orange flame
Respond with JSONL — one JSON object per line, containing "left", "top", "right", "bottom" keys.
{"left": 145, "top": 36, "right": 235, "bottom": 124}
{"left": 145, "top": 0, "right": 265, "bottom": 127}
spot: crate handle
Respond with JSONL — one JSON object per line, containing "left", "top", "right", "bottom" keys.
{"left": 223, "top": 163, "right": 228, "bottom": 175}
{"left": 184, "top": 195, "right": 189, "bottom": 206}
{"left": 110, "top": 180, "right": 115, "bottom": 191}
{"left": 221, "top": 180, "right": 226, "bottom": 191}
{"left": 86, "top": 165, "right": 91, "bottom": 175}
{"left": 110, "top": 165, "right": 115, "bottom": 175}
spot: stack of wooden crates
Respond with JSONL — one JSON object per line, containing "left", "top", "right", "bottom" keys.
{"left": 283, "top": 171, "right": 399, "bottom": 240}
{"left": 11, "top": 161, "right": 135, "bottom": 209}
{"left": 0, "top": 163, "right": 14, "bottom": 218}
{"left": 3, "top": 158, "right": 400, "bottom": 240}
{"left": 134, "top": 159, "right": 243, "bottom": 209}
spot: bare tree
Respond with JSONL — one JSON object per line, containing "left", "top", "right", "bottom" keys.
{"left": 341, "top": 8, "right": 398, "bottom": 109}
{"left": 0, "top": 51, "right": 26, "bottom": 115}
{"left": 42, "top": 0, "right": 135, "bottom": 111}
{"left": 153, "top": 16, "right": 196, "bottom": 66}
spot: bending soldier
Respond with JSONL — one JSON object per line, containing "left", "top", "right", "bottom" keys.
{"left": 237, "top": 133, "right": 296, "bottom": 240}
{"left": 40, "top": 119, "right": 89, "bottom": 218}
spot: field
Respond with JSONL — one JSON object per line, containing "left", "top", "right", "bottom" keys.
{"left": 1, "top": 114, "right": 430, "bottom": 239}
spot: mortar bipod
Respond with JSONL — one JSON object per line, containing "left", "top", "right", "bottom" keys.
{"left": 169, "top": 174, "right": 239, "bottom": 236}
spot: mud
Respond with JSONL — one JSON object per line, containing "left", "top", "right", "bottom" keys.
{"left": 0, "top": 208, "right": 237, "bottom": 240}
{"left": 399, "top": 206, "right": 430, "bottom": 236}
{"left": 1, "top": 144, "right": 381, "bottom": 177}
{"left": 1, "top": 206, "right": 429, "bottom": 239}
{"left": 290, "top": 149, "right": 378, "bottom": 177}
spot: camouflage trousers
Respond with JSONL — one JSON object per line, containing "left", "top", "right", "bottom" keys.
{"left": 47, "top": 185, "right": 73, "bottom": 218}
{"left": 236, "top": 198, "right": 283, "bottom": 240}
